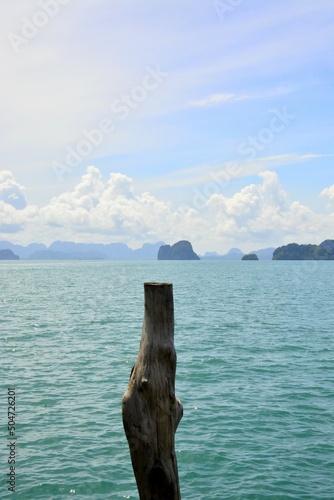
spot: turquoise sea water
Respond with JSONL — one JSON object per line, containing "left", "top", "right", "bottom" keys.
{"left": 1, "top": 260, "right": 334, "bottom": 499}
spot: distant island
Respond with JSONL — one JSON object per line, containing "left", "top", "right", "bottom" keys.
{"left": 0, "top": 249, "right": 20, "bottom": 260}
{"left": 201, "top": 247, "right": 275, "bottom": 260}
{"left": 273, "top": 240, "right": 334, "bottom": 260}
{"left": 242, "top": 253, "right": 259, "bottom": 261}
{"left": 158, "top": 240, "right": 200, "bottom": 260}
{"left": 0, "top": 240, "right": 275, "bottom": 260}
{"left": 0, "top": 240, "right": 164, "bottom": 261}
{"left": 1, "top": 238, "right": 334, "bottom": 261}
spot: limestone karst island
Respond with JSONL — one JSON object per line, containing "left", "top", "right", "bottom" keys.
{"left": 242, "top": 253, "right": 259, "bottom": 261}
{"left": 0, "top": 249, "right": 19, "bottom": 260}
{"left": 157, "top": 240, "right": 200, "bottom": 260}
{"left": 1, "top": 239, "right": 334, "bottom": 261}
{"left": 273, "top": 240, "right": 334, "bottom": 260}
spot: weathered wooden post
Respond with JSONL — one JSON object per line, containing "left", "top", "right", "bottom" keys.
{"left": 122, "top": 282, "right": 183, "bottom": 499}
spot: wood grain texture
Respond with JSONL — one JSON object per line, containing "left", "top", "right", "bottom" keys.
{"left": 122, "top": 283, "right": 183, "bottom": 500}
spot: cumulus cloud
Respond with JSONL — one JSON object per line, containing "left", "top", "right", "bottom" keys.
{"left": 38, "top": 166, "right": 207, "bottom": 245}
{"left": 208, "top": 171, "right": 287, "bottom": 218}
{"left": 320, "top": 184, "right": 334, "bottom": 205}
{"left": 1, "top": 167, "right": 333, "bottom": 251}
{"left": 207, "top": 171, "right": 332, "bottom": 247}
{"left": 0, "top": 170, "right": 33, "bottom": 234}
{"left": 0, "top": 170, "right": 27, "bottom": 209}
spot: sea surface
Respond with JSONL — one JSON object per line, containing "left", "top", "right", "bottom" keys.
{"left": 1, "top": 260, "right": 334, "bottom": 499}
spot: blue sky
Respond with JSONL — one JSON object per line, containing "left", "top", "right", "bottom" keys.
{"left": 1, "top": 0, "right": 333, "bottom": 253}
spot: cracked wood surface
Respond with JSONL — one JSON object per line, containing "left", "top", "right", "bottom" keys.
{"left": 122, "top": 283, "right": 183, "bottom": 500}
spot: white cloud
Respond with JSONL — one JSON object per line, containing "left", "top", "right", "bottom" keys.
{"left": 37, "top": 166, "right": 208, "bottom": 246}
{"left": 2, "top": 1, "right": 332, "bottom": 177}
{"left": 189, "top": 93, "right": 249, "bottom": 107}
{"left": 139, "top": 153, "right": 325, "bottom": 194}
{"left": 188, "top": 87, "right": 292, "bottom": 108}
{"left": 208, "top": 171, "right": 285, "bottom": 221}
{"left": 321, "top": 184, "right": 334, "bottom": 202}
{"left": 1, "top": 167, "right": 333, "bottom": 252}
{"left": 320, "top": 184, "right": 334, "bottom": 214}
{"left": 0, "top": 170, "right": 38, "bottom": 234}
{"left": 207, "top": 171, "right": 334, "bottom": 248}
{"left": 0, "top": 170, "right": 27, "bottom": 209}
